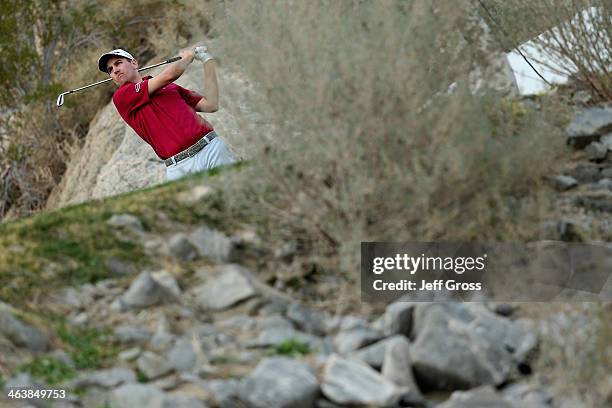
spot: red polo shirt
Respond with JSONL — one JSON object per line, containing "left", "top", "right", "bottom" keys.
{"left": 113, "top": 76, "right": 214, "bottom": 159}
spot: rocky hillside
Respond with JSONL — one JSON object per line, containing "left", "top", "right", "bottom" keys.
{"left": 0, "top": 137, "right": 610, "bottom": 408}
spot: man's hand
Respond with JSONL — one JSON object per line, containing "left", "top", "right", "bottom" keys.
{"left": 178, "top": 47, "right": 195, "bottom": 63}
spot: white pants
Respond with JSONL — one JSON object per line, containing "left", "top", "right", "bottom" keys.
{"left": 166, "top": 137, "right": 235, "bottom": 181}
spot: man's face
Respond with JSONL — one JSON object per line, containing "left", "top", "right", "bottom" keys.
{"left": 106, "top": 57, "right": 138, "bottom": 85}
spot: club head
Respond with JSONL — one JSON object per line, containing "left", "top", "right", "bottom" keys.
{"left": 56, "top": 93, "right": 66, "bottom": 107}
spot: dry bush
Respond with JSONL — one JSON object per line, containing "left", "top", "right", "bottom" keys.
{"left": 481, "top": 0, "right": 611, "bottom": 102}
{"left": 216, "top": 0, "right": 567, "bottom": 273}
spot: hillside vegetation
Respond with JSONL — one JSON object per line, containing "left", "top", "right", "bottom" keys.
{"left": 0, "top": 1, "right": 610, "bottom": 406}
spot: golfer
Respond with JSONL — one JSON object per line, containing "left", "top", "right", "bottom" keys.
{"left": 97, "top": 45, "right": 235, "bottom": 181}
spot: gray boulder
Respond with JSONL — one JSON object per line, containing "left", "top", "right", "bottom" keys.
{"left": 382, "top": 301, "right": 415, "bottom": 337}
{"left": 551, "top": 175, "right": 578, "bottom": 191}
{"left": 410, "top": 303, "right": 537, "bottom": 390}
{"left": 168, "top": 233, "right": 198, "bottom": 262}
{"left": 107, "top": 214, "right": 145, "bottom": 234}
{"left": 333, "top": 327, "right": 383, "bottom": 354}
{"left": 137, "top": 351, "right": 174, "bottom": 380}
{"left": 566, "top": 105, "right": 612, "bottom": 148}
{"left": 353, "top": 335, "right": 405, "bottom": 369}
{"left": 71, "top": 368, "right": 137, "bottom": 389}
{"left": 0, "top": 303, "right": 49, "bottom": 352}
{"left": 503, "top": 382, "right": 553, "bottom": 408}
{"left": 321, "top": 354, "right": 402, "bottom": 407}
{"left": 567, "top": 163, "right": 601, "bottom": 183}
{"left": 188, "top": 226, "right": 237, "bottom": 263}
{"left": 381, "top": 336, "right": 424, "bottom": 406}
{"left": 109, "top": 384, "right": 167, "bottom": 408}
{"left": 195, "top": 265, "right": 258, "bottom": 310}
{"left": 240, "top": 357, "right": 319, "bottom": 408}
{"left": 114, "top": 324, "right": 152, "bottom": 344}
{"left": 119, "top": 271, "right": 175, "bottom": 310}
{"left": 601, "top": 132, "right": 612, "bottom": 149}
{"left": 585, "top": 141, "right": 608, "bottom": 161}
{"left": 286, "top": 303, "right": 328, "bottom": 336}
{"left": 167, "top": 337, "right": 198, "bottom": 372}
{"left": 438, "top": 386, "right": 516, "bottom": 408}
{"left": 246, "top": 326, "right": 322, "bottom": 350}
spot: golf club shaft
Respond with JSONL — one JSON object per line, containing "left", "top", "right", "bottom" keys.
{"left": 66, "top": 56, "right": 182, "bottom": 95}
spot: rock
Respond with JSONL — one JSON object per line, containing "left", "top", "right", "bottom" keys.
{"left": 256, "top": 315, "right": 295, "bottom": 330}
{"left": 199, "top": 378, "right": 241, "bottom": 408}
{"left": 177, "top": 184, "right": 213, "bottom": 205}
{"left": 383, "top": 301, "right": 415, "bottom": 337}
{"left": 381, "top": 336, "right": 424, "bottom": 405}
{"left": 333, "top": 327, "right": 383, "bottom": 354}
{"left": 353, "top": 335, "right": 404, "bottom": 369}
{"left": 120, "top": 271, "right": 174, "bottom": 310}
{"left": 217, "top": 314, "right": 257, "bottom": 331}
{"left": 585, "top": 142, "right": 608, "bottom": 161}
{"left": 338, "top": 316, "right": 370, "bottom": 331}
{"left": 550, "top": 175, "right": 578, "bottom": 191}
{"left": 114, "top": 324, "right": 152, "bottom": 344}
{"left": 188, "top": 226, "right": 237, "bottom": 263}
{"left": 137, "top": 351, "right": 174, "bottom": 380}
{"left": 109, "top": 384, "right": 167, "bottom": 408}
{"left": 567, "top": 163, "right": 601, "bottom": 183}
{"left": 574, "top": 193, "right": 612, "bottom": 213}
{"left": 239, "top": 357, "right": 319, "bottom": 408}
{"left": 119, "top": 347, "right": 142, "bottom": 361}
{"left": 503, "top": 382, "right": 553, "bottom": 408}
{"left": 106, "top": 214, "right": 145, "bottom": 237}
{"left": 104, "top": 256, "right": 135, "bottom": 276}
{"left": 321, "top": 354, "right": 402, "bottom": 407}
{"left": 195, "top": 265, "right": 258, "bottom": 310}
{"left": 438, "top": 386, "right": 516, "bottom": 408}
{"left": 70, "top": 312, "right": 88, "bottom": 326}
{"left": 410, "top": 303, "right": 537, "bottom": 390}
{"left": 0, "top": 303, "right": 50, "bottom": 352}
{"left": 566, "top": 105, "right": 612, "bottom": 148}
{"left": 163, "top": 394, "right": 208, "bottom": 408}
{"left": 72, "top": 368, "right": 137, "bottom": 389}
{"left": 602, "top": 167, "right": 612, "bottom": 178}
{"left": 168, "top": 337, "right": 198, "bottom": 372}
{"left": 286, "top": 303, "right": 328, "bottom": 336}
{"left": 601, "top": 133, "right": 612, "bottom": 149}
{"left": 168, "top": 233, "right": 198, "bottom": 262}
{"left": 151, "top": 270, "right": 182, "bottom": 297}
{"left": 50, "top": 349, "right": 75, "bottom": 368}
{"left": 246, "top": 326, "right": 322, "bottom": 349}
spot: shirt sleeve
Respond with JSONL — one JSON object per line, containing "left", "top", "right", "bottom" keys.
{"left": 113, "top": 79, "right": 150, "bottom": 115}
{"left": 176, "top": 85, "right": 204, "bottom": 108}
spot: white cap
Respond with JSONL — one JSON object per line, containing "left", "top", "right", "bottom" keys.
{"left": 97, "top": 49, "right": 135, "bottom": 73}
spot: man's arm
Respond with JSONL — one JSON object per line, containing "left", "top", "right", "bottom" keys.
{"left": 194, "top": 60, "right": 219, "bottom": 113}
{"left": 148, "top": 48, "right": 194, "bottom": 95}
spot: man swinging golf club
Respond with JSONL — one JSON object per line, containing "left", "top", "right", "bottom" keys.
{"left": 97, "top": 44, "right": 235, "bottom": 181}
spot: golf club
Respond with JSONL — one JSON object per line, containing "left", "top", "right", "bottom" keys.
{"left": 56, "top": 56, "right": 182, "bottom": 107}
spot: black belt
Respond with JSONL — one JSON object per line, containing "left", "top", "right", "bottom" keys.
{"left": 164, "top": 131, "right": 217, "bottom": 167}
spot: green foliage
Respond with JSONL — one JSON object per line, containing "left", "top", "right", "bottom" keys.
{"left": 18, "top": 356, "right": 76, "bottom": 385}
{"left": 56, "top": 324, "right": 116, "bottom": 370}
{"left": 273, "top": 339, "right": 311, "bottom": 357}
{"left": 135, "top": 369, "right": 148, "bottom": 383}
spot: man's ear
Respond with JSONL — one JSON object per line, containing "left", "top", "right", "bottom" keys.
{"left": 131, "top": 59, "right": 138, "bottom": 68}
